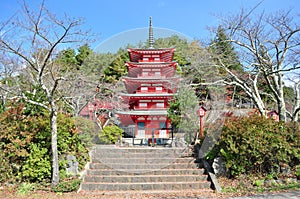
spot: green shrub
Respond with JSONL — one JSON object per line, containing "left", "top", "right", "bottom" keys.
{"left": 22, "top": 143, "right": 51, "bottom": 182}
{"left": 0, "top": 103, "right": 33, "bottom": 183}
{"left": 17, "top": 182, "right": 35, "bottom": 195}
{"left": 296, "top": 165, "right": 300, "bottom": 179}
{"left": 74, "top": 116, "right": 98, "bottom": 149}
{"left": 0, "top": 102, "right": 90, "bottom": 184}
{"left": 0, "top": 152, "right": 12, "bottom": 183}
{"left": 98, "top": 125, "right": 123, "bottom": 144}
{"left": 209, "top": 115, "right": 300, "bottom": 177}
{"left": 56, "top": 114, "right": 89, "bottom": 172}
{"left": 52, "top": 177, "right": 81, "bottom": 193}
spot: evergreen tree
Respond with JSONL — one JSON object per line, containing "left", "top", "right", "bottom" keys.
{"left": 76, "top": 44, "right": 93, "bottom": 66}
{"left": 154, "top": 35, "right": 191, "bottom": 67}
{"left": 103, "top": 49, "right": 129, "bottom": 83}
{"left": 211, "top": 26, "right": 242, "bottom": 72}
{"left": 57, "top": 48, "right": 79, "bottom": 71}
{"left": 167, "top": 86, "right": 199, "bottom": 143}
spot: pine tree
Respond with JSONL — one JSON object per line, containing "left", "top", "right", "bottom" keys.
{"left": 76, "top": 44, "right": 93, "bottom": 66}
{"left": 211, "top": 26, "right": 242, "bottom": 72}
{"left": 103, "top": 49, "right": 129, "bottom": 83}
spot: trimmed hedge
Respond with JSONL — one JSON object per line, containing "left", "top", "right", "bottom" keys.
{"left": 208, "top": 115, "right": 300, "bottom": 177}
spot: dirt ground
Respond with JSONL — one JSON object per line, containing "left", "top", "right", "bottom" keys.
{"left": 0, "top": 188, "right": 235, "bottom": 199}
{"left": 1, "top": 177, "right": 298, "bottom": 199}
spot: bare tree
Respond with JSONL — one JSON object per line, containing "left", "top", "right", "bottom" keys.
{"left": 0, "top": 53, "right": 19, "bottom": 109}
{"left": 286, "top": 73, "right": 300, "bottom": 121}
{"left": 209, "top": 9, "right": 300, "bottom": 121}
{"left": 0, "top": 1, "right": 90, "bottom": 185}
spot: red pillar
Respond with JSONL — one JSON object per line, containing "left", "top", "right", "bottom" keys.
{"left": 197, "top": 106, "right": 206, "bottom": 139}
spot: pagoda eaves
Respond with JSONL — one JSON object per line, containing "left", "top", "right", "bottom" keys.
{"left": 128, "top": 48, "right": 175, "bottom": 63}
{"left": 122, "top": 76, "right": 180, "bottom": 94}
{"left": 126, "top": 62, "right": 177, "bottom": 78}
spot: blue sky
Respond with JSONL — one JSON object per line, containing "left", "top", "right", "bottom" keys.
{"left": 1, "top": 0, "right": 299, "bottom": 52}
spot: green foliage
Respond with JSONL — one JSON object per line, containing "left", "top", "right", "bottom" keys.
{"left": 17, "top": 182, "right": 35, "bottom": 195}
{"left": 98, "top": 125, "right": 123, "bottom": 144}
{"left": 167, "top": 86, "right": 199, "bottom": 142}
{"left": 74, "top": 116, "right": 98, "bottom": 149}
{"left": 103, "top": 49, "right": 129, "bottom": 83}
{"left": 0, "top": 151, "right": 11, "bottom": 183}
{"left": 22, "top": 143, "right": 51, "bottom": 182}
{"left": 56, "top": 44, "right": 93, "bottom": 72}
{"left": 0, "top": 100, "right": 5, "bottom": 114}
{"left": 51, "top": 177, "right": 81, "bottom": 193}
{"left": 80, "top": 52, "right": 115, "bottom": 79}
{"left": 22, "top": 85, "right": 48, "bottom": 116}
{"left": 220, "top": 174, "right": 300, "bottom": 195}
{"left": 210, "top": 26, "right": 242, "bottom": 72}
{"left": 253, "top": 179, "right": 265, "bottom": 187}
{"left": 57, "top": 48, "right": 79, "bottom": 70}
{"left": 75, "top": 44, "right": 92, "bottom": 66}
{"left": 167, "top": 98, "right": 181, "bottom": 129}
{"left": 56, "top": 114, "right": 90, "bottom": 172}
{"left": 0, "top": 102, "right": 90, "bottom": 184}
{"left": 210, "top": 115, "right": 300, "bottom": 177}
{"left": 295, "top": 165, "right": 300, "bottom": 179}
{"left": 154, "top": 35, "right": 191, "bottom": 67}
{"left": 283, "top": 86, "right": 295, "bottom": 110}
{"left": 0, "top": 103, "right": 33, "bottom": 183}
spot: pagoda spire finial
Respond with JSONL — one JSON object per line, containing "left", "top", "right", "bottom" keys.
{"left": 149, "top": 16, "right": 154, "bottom": 49}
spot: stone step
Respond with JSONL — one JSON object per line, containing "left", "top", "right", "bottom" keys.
{"left": 92, "top": 157, "right": 194, "bottom": 164}
{"left": 84, "top": 174, "right": 208, "bottom": 183}
{"left": 91, "top": 146, "right": 189, "bottom": 158}
{"left": 91, "top": 151, "right": 188, "bottom": 159}
{"left": 80, "top": 145, "right": 210, "bottom": 192}
{"left": 92, "top": 146, "right": 187, "bottom": 153}
{"left": 89, "top": 162, "right": 197, "bottom": 170}
{"left": 80, "top": 181, "right": 211, "bottom": 191}
{"left": 86, "top": 168, "right": 206, "bottom": 176}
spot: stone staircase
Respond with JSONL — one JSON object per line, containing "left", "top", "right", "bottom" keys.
{"left": 79, "top": 145, "right": 211, "bottom": 192}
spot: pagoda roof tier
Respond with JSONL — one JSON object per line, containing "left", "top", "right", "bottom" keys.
{"left": 120, "top": 93, "right": 174, "bottom": 102}
{"left": 126, "top": 62, "right": 177, "bottom": 67}
{"left": 122, "top": 77, "right": 180, "bottom": 94}
{"left": 116, "top": 110, "right": 168, "bottom": 125}
{"left": 126, "top": 62, "right": 177, "bottom": 78}
{"left": 128, "top": 48, "right": 175, "bottom": 63}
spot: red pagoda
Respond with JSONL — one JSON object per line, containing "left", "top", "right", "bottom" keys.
{"left": 117, "top": 17, "right": 180, "bottom": 145}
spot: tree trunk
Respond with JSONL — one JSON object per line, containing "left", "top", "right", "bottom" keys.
{"left": 278, "top": 98, "right": 287, "bottom": 122}
{"left": 277, "top": 83, "right": 287, "bottom": 122}
{"left": 50, "top": 107, "right": 59, "bottom": 186}
{"left": 252, "top": 95, "right": 266, "bottom": 117}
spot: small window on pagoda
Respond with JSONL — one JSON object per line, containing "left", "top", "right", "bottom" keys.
{"left": 154, "top": 71, "right": 161, "bottom": 76}
{"left": 140, "top": 87, "right": 148, "bottom": 92}
{"left": 143, "top": 57, "right": 149, "bottom": 61}
{"left": 139, "top": 103, "right": 147, "bottom": 107}
{"left": 138, "top": 122, "right": 145, "bottom": 129}
{"left": 154, "top": 57, "right": 160, "bottom": 61}
{"left": 160, "top": 122, "right": 166, "bottom": 129}
{"left": 156, "top": 87, "right": 163, "bottom": 91}
{"left": 142, "top": 71, "right": 148, "bottom": 76}
{"left": 156, "top": 103, "right": 164, "bottom": 108}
